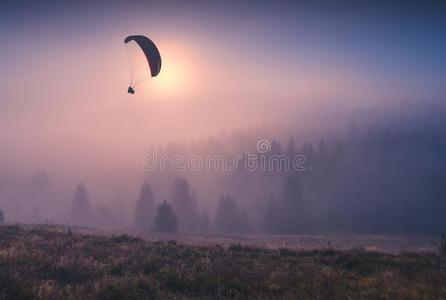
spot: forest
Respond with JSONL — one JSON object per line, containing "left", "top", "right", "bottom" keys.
{"left": 1, "top": 101, "right": 446, "bottom": 235}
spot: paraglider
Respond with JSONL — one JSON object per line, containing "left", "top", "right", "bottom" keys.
{"left": 124, "top": 35, "right": 161, "bottom": 94}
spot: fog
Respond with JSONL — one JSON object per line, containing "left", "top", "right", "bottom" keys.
{"left": 1, "top": 1, "right": 445, "bottom": 233}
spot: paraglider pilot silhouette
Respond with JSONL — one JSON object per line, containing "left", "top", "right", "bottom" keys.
{"left": 125, "top": 35, "right": 161, "bottom": 94}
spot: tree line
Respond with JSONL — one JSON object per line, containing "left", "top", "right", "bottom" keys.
{"left": 2, "top": 102, "right": 446, "bottom": 234}
{"left": 68, "top": 177, "right": 252, "bottom": 234}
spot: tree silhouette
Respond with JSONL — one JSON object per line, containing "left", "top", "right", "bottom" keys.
{"left": 280, "top": 177, "right": 305, "bottom": 233}
{"left": 134, "top": 182, "right": 155, "bottom": 229}
{"left": 27, "top": 172, "right": 51, "bottom": 212}
{"left": 215, "top": 195, "right": 241, "bottom": 233}
{"left": 286, "top": 138, "right": 296, "bottom": 158}
{"left": 70, "top": 183, "right": 92, "bottom": 226}
{"left": 269, "top": 140, "right": 283, "bottom": 156}
{"left": 0, "top": 208, "right": 4, "bottom": 224}
{"left": 154, "top": 200, "right": 178, "bottom": 233}
{"left": 318, "top": 138, "right": 326, "bottom": 154}
{"left": 264, "top": 194, "right": 277, "bottom": 233}
{"left": 171, "top": 177, "right": 198, "bottom": 232}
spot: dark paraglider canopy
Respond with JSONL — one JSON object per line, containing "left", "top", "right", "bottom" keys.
{"left": 124, "top": 35, "right": 162, "bottom": 78}
{"left": 125, "top": 35, "right": 161, "bottom": 94}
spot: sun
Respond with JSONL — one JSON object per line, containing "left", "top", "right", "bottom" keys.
{"left": 153, "top": 56, "right": 186, "bottom": 95}
{"left": 142, "top": 41, "right": 194, "bottom": 99}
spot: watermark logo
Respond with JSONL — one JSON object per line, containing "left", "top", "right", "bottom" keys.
{"left": 143, "top": 139, "right": 306, "bottom": 173}
{"left": 256, "top": 139, "right": 271, "bottom": 153}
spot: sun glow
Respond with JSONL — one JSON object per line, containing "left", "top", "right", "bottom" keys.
{"left": 141, "top": 40, "right": 196, "bottom": 99}
{"left": 153, "top": 55, "right": 186, "bottom": 95}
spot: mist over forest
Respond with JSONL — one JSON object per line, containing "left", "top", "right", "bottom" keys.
{"left": 1, "top": 0, "right": 446, "bottom": 235}
{"left": 1, "top": 100, "right": 445, "bottom": 234}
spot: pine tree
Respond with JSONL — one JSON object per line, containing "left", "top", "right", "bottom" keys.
{"left": 286, "top": 138, "right": 296, "bottom": 158}
{"left": 264, "top": 194, "right": 277, "bottom": 233}
{"left": 215, "top": 195, "right": 241, "bottom": 233}
{"left": 171, "top": 177, "right": 198, "bottom": 232}
{"left": 270, "top": 140, "right": 283, "bottom": 156}
{"left": 154, "top": 200, "right": 178, "bottom": 233}
{"left": 318, "top": 137, "right": 326, "bottom": 154}
{"left": 280, "top": 177, "right": 305, "bottom": 233}
{"left": 70, "top": 183, "right": 92, "bottom": 226}
{"left": 134, "top": 182, "right": 155, "bottom": 229}
{"left": 27, "top": 172, "right": 51, "bottom": 211}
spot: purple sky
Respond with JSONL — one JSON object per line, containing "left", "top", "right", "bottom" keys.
{"left": 0, "top": 0, "right": 445, "bottom": 174}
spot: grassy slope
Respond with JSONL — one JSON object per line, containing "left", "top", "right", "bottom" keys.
{"left": 0, "top": 225, "right": 445, "bottom": 299}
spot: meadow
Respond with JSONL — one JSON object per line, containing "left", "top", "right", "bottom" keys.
{"left": 0, "top": 225, "right": 445, "bottom": 299}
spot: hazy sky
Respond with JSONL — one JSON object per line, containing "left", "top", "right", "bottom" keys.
{"left": 1, "top": 0, "right": 445, "bottom": 174}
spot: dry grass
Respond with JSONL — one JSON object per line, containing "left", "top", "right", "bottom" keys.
{"left": 0, "top": 224, "right": 445, "bottom": 299}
